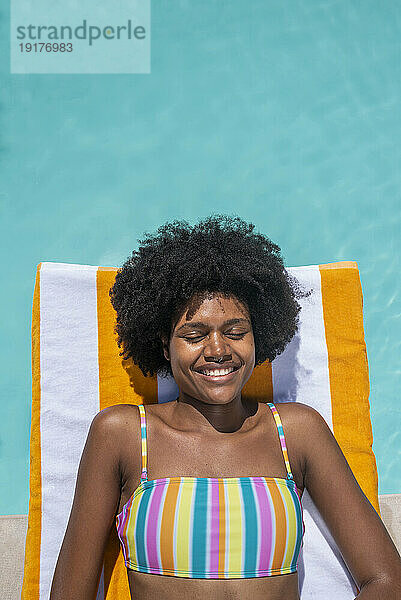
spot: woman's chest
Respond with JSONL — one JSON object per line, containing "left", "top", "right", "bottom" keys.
{"left": 115, "top": 409, "right": 305, "bottom": 597}
{"left": 117, "top": 422, "right": 304, "bottom": 519}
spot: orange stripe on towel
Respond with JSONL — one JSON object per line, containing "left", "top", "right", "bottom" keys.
{"left": 97, "top": 267, "right": 158, "bottom": 409}
{"left": 96, "top": 267, "right": 158, "bottom": 599}
{"left": 21, "top": 263, "right": 42, "bottom": 600}
{"left": 319, "top": 260, "right": 357, "bottom": 270}
{"left": 319, "top": 262, "right": 380, "bottom": 516}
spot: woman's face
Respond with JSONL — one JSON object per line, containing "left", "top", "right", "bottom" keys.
{"left": 163, "top": 293, "right": 255, "bottom": 405}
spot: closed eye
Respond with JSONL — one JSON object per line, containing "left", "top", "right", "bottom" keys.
{"left": 184, "top": 332, "right": 247, "bottom": 342}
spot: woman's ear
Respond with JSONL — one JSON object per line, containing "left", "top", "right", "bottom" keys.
{"left": 161, "top": 335, "right": 170, "bottom": 361}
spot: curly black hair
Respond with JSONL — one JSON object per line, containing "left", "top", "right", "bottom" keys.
{"left": 109, "top": 214, "right": 310, "bottom": 378}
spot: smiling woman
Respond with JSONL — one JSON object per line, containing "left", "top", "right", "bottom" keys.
{"left": 49, "top": 214, "right": 401, "bottom": 600}
{"left": 162, "top": 294, "right": 256, "bottom": 417}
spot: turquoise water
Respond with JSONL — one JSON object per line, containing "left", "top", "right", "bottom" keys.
{"left": 1, "top": 1, "right": 400, "bottom": 515}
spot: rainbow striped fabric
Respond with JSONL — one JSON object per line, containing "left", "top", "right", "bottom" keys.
{"left": 116, "top": 403, "right": 305, "bottom": 578}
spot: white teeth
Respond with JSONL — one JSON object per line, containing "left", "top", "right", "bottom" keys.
{"left": 199, "top": 367, "right": 235, "bottom": 376}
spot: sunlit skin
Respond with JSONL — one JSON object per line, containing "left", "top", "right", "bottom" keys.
{"left": 162, "top": 292, "right": 258, "bottom": 433}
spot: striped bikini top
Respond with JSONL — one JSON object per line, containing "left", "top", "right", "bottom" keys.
{"left": 116, "top": 402, "right": 305, "bottom": 579}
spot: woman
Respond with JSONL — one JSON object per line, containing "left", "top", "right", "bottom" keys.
{"left": 50, "top": 214, "right": 401, "bottom": 600}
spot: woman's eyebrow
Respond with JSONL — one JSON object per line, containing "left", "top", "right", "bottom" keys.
{"left": 176, "top": 318, "right": 250, "bottom": 332}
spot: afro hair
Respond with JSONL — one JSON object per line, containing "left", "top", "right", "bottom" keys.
{"left": 109, "top": 214, "right": 310, "bottom": 378}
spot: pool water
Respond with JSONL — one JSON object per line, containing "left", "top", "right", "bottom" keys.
{"left": 0, "top": 1, "right": 400, "bottom": 514}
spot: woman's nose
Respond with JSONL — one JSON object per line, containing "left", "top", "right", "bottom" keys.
{"left": 203, "top": 331, "right": 231, "bottom": 359}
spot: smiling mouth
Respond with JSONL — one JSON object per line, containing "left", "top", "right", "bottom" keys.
{"left": 194, "top": 365, "right": 241, "bottom": 379}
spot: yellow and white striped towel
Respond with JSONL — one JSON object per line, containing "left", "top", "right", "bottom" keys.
{"left": 21, "top": 261, "right": 379, "bottom": 599}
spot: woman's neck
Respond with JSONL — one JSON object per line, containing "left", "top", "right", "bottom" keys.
{"left": 175, "top": 393, "right": 258, "bottom": 433}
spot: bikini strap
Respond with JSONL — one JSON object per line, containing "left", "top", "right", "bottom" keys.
{"left": 137, "top": 405, "right": 148, "bottom": 482}
{"left": 266, "top": 402, "right": 293, "bottom": 480}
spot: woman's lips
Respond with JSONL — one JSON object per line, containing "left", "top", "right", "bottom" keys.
{"left": 194, "top": 366, "right": 240, "bottom": 383}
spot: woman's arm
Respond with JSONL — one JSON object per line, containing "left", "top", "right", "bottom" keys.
{"left": 299, "top": 404, "right": 401, "bottom": 599}
{"left": 50, "top": 406, "right": 128, "bottom": 599}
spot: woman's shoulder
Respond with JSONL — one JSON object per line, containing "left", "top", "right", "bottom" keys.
{"left": 276, "top": 401, "right": 337, "bottom": 452}
{"left": 94, "top": 401, "right": 175, "bottom": 434}
{"left": 92, "top": 403, "right": 143, "bottom": 453}
{"left": 270, "top": 401, "right": 329, "bottom": 476}
{"left": 272, "top": 400, "right": 325, "bottom": 425}
{"left": 271, "top": 401, "right": 329, "bottom": 445}
{"left": 96, "top": 402, "right": 141, "bottom": 425}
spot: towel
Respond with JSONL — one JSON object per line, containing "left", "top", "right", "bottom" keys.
{"left": 21, "top": 260, "right": 379, "bottom": 599}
